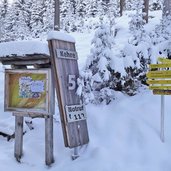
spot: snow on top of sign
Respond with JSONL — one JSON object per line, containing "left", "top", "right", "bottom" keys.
{"left": 47, "top": 31, "right": 75, "bottom": 43}
{"left": 0, "top": 40, "right": 50, "bottom": 57}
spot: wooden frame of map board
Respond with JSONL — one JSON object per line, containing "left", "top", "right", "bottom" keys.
{"left": 4, "top": 69, "right": 52, "bottom": 115}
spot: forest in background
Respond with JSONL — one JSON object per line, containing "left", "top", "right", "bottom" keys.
{"left": 1, "top": 0, "right": 171, "bottom": 104}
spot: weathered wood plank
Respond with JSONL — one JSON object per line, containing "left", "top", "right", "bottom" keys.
{"left": 48, "top": 39, "right": 89, "bottom": 148}
{"left": 14, "top": 115, "right": 24, "bottom": 162}
{"left": 48, "top": 40, "right": 69, "bottom": 147}
{"left": 45, "top": 116, "right": 54, "bottom": 165}
{"left": 13, "top": 112, "right": 49, "bottom": 118}
{"left": 2, "top": 59, "right": 50, "bottom": 66}
{"left": 0, "top": 54, "right": 50, "bottom": 61}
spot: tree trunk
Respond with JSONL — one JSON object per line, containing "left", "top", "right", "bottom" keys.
{"left": 54, "top": 0, "right": 60, "bottom": 30}
{"left": 163, "top": 0, "right": 171, "bottom": 17}
{"left": 120, "top": 0, "right": 125, "bottom": 16}
{"left": 142, "top": 0, "right": 149, "bottom": 23}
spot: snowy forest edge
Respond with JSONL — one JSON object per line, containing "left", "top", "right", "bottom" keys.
{"left": 1, "top": 0, "right": 171, "bottom": 105}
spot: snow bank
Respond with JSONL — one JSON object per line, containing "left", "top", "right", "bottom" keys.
{"left": 0, "top": 41, "right": 50, "bottom": 57}
{"left": 47, "top": 31, "right": 75, "bottom": 43}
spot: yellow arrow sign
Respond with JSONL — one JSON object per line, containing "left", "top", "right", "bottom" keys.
{"left": 153, "top": 89, "right": 171, "bottom": 95}
{"left": 149, "top": 85, "right": 171, "bottom": 90}
{"left": 158, "top": 57, "right": 171, "bottom": 63}
{"left": 149, "top": 63, "right": 171, "bottom": 69}
{"left": 147, "top": 80, "right": 171, "bottom": 85}
{"left": 147, "top": 71, "right": 171, "bottom": 78}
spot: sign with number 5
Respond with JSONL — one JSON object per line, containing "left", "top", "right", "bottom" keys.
{"left": 68, "top": 75, "right": 76, "bottom": 90}
{"left": 48, "top": 33, "right": 89, "bottom": 148}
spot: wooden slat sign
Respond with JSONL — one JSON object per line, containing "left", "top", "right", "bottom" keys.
{"left": 48, "top": 33, "right": 89, "bottom": 148}
{"left": 147, "top": 57, "right": 171, "bottom": 95}
{"left": 153, "top": 89, "right": 171, "bottom": 95}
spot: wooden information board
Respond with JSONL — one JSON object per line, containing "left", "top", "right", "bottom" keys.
{"left": 5, "top": 69, "right": 52, "bottom": 115}
{"left": 48, "top": 34, "right": 89, "bottom": 148}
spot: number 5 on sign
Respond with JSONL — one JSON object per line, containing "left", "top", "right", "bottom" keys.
{"left": 68, "top": 75, "right": 76, "bottom": 90}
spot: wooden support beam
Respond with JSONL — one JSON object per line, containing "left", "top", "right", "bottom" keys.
{"left": 45, "top": 116, "right": 54, "bottom": 165}
{"left": 14, "top": 115, "right": 24, "bottom": 162}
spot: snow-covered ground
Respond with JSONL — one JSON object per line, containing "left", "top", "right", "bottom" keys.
{"left": 1, "top": 10, "right": 171, "bottom": 171}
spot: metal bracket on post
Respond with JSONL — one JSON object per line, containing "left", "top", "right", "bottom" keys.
{"left": 72, "top": 147, "right": 79, "bottom": 160}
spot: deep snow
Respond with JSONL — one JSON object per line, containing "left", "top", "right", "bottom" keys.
{"left": 0, "top": 10, "right": 171, "bottom": 171}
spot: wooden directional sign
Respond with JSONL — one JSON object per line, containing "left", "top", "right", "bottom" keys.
{"left": 147, "top": 57, "right": 171, "bottom": 95}
{"left": 147, "top": 80, "right": 171, "bottom": 84}
{"left": 158, "top": 57, "right": 171, "bottom": 63}
{"left": 147, "top": 70, "right": 171, "bottom": 78}
{"left": 48, "top": 32, "right": 89, "bottom": 148}
{"left": 149, "top": 86, "right": 171, "bottom": 90}
{"left": 153, "top": 89, "right": 171, "bottom": 95}
{"left": 149, "top": 63, "right": 171, "bottom": 69}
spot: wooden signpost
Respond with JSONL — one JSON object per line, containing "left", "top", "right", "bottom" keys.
{"left": 147, "top": 57, "right": 171, "bottom": 142}
{"left": 48, "top": 31, "right": 89, "bottom": 151}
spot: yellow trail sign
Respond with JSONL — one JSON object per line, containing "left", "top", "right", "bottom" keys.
{"left": 153, "top": 89, "right": 171, "bottom": 95}
{"left": 147, "top": 80, "right": 171, "bottom": 84}
{"left": 149, "top": 85, "right": 171, "bottom": 90}
{"left": 149, "top": 63, "right": 171, "bottom": 69}
{"left": 147, "top": 58, "right": 171, "bottom": 93}
{"left": 147, "top": 70, "right": 171, "bottom": 78}
{"left": 158, "top": 58, "right": 171, "bottom": 63}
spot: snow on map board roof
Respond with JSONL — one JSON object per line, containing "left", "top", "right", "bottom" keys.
{"left": 0, "top": 40, "right": 50, "bottom": 57}
{"left": 47, "top": 31, "right": 75, "bottom": 43}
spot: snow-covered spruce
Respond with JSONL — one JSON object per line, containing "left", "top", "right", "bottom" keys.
{"left": 77, "top": 21, "right": 117, "bottom": 104}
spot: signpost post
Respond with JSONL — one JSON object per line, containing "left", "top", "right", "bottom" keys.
{"left": 48, "top": 32, "right": 89, "bottom": 153}
{"left": 147, "top": 57, "right": 171, "bottom": 142}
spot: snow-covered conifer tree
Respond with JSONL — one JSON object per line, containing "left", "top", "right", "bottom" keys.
{"left": 122, "top": 0, "right": 152, "bottom": 94}
{"left": 29, "top": 0, "right": 45, "bottom": 38}
{"left": 78, "top": 20, "right": 115, "bottom": 104}
{"left": 42, "top": 0, "right": 54, "bottom": 34}
{"left": 0, "top": 0, "right": 8, "bottom": 42}
{"left": 152, "top": 0, "right": 171, "bottom": 58}
{"left": 129, "top": 0, "right": 146, "bottom": 45}
{"left": 3, "top": 0, "right": 31, "bottom": 41}
{"left": 87, "top": 0, "right": 98, "bottom": 18}
{"left": 107, "top": 0, "right": 119, "bottom": 37}
{"left": 60, "top": 0, "right": 76, "bottom": 32}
